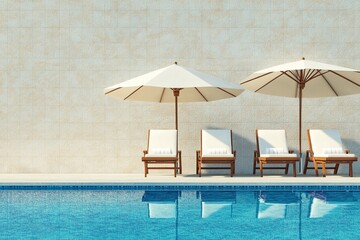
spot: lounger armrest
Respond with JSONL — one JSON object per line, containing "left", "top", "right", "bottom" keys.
{"left": 254, "top": 150, "right": 259, "bottom": 157}
{"left": 196, "top": 150, "right": 200, "bottom": 160}
{"left": 143, "top": 150, "right": 148, "bottom": 157}
{"left": 345, "top": 149, "right": 350, "bottom": 154}
{"left": 178, "top": 150, "right": 182, "bottom": 159}
{"left": 233, "top": 150, "right": 236, "bottom": 158}
{"left": 288, "top": 150, "right": 294, "bottom": 154}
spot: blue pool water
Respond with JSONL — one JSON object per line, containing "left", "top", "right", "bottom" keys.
{"left": 0, "top": 185, "right": 359, "bottom": 240}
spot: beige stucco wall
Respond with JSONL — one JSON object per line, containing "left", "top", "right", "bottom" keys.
{"left": 0, "top": 0, "right": 359, "bottom": 175}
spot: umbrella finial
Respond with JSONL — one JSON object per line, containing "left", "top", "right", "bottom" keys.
{"left": 174, "top": 61, "right": 177, "bottom": 65}
{"left": 302, "top": 57, "right": 305, "bottom": 60}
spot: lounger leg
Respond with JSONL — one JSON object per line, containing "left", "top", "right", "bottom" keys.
{"left": 253, "top": 151, "right": 257, "bottom": 175}
{"left": 293, "top": 162, "right": 297, "bottom": 177}
{"left": 260, "top": 162, "right": 263, "bottom": 177}
{"left": 198, "top": 162, "right": 202, "bottom": 177}
{"left": 303, "top": 153, "right": 309, "bottom": 174}
{"left": 233, "top": 161, "right": 235, "bottom": 176}
{"left": 231, "top": 161, "right": 234, "bottom": 177}
{"left": 144, "top": 162, "right": 148, "bottom": 177}
{"left": 314, "top": 162, "right": 319, "bottom": 176}
{"left": 196, "top": 152, "right": 199, "bottom": 174}
{"left": 334, "top": 164, "right": 339, "bottom": 175}
{"left": 321, "top": 163, "right": 326, "bottom": 177}
{"left": 349, "top": 163, "right": 353, "bottom": 177}
{"left": 174, "top": 162, "right": 177, "bottom": 177}
{"left": 179, "top": 151, "right": 182, "bottom": 174}
{"left": 285, "top": 164, "right": 289, "bottom": 175}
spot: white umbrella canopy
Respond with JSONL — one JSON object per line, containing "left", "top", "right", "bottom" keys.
{"left": 240, "top": 58, "right": 360, "bottom": 172}
{"left": 242, "top": 58, "right": 360, "bottom": 97}
{"left": 105, "top": 62, "right": 244, "bottom": 129}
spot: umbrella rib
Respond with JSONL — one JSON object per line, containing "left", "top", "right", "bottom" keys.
{"left": 195, "top": 87, "right": 208, "bottom": 102}
{"left": 240, "top": 72, "right": 274, "bottom": 85}
{"left": 294, "top": 70, "right": 300, "bottom": 80}
{"left": 306, "top": 70, "right": 330, "bottom": 82}
{"left": 282, "top": 71, "right": 300, "bottom": 83}
{"left": 254, "top": 72, "right": 284, "bottom": 92}
{"left": 217, "top": 87, "right": 237, "bottom": 97}
{"left": 124, "top": 85, "right": 143, "bottom": 100}
{"left": 329, "top": 70, "right": 360, "bottom": 88}
{"left": 320, "top": 74, "right": 338, "bottom": 96}
{"left": 159, "top": 88, "right": 166, "bottom": 103}
{"left": 304, "top": 69, "right": 316, "bottom": 81}
{"left": 305, "top": 69, "right": 321, "bottom": 82}
{"left": 105, "top": 86, "right": 121, "bottom": 95}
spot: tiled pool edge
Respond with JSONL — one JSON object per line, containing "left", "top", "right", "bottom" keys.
{"left": 1, "top": 174, "right": 360, "bottom": 189}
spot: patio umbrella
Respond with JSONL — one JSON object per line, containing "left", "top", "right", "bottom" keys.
{"left": 240, "top": 58, "right": 360, "bottom": 172}
{"left": 104, "top": 62, "right": 244, "bottom": 130}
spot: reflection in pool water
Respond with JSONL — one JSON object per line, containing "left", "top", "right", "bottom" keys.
{"left": 0, "top": 188, "right": 359, "bottom": 239}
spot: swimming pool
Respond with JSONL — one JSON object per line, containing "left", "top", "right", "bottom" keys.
{"left": 0, "top": 185, "right": 359, "bottom": 240}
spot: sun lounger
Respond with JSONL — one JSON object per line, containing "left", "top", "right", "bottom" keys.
{"left": 304, "top": 129, "right": 358, "bottom": 177}
{"left": 142, "top": 129, "right": 182, "bottom": 177}
{"left": 196, "top": 129, "right": 236, "bottom": 177}
{"left": 254, "top": 130, "right": 299, "bottom": 177}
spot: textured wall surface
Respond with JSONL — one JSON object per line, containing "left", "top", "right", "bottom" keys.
{"left": 0, "top": 0, "right": 359, "bottom": 175}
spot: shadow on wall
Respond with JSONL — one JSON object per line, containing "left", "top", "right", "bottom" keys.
{"left": 342, "top": 138, "right": 360, "bottom": 174}
{"left": 233, "top": 131, "right": 258, "bottom": 175}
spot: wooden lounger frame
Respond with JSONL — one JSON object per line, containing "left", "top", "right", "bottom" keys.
{"left": 196, "top": 130, "right": 236, "bottom": 177}
{"left": 303, "top": 129, "right": 357, "bottom": 177}
{"left": 142, "top": 130, "right": 182, "bottom": 177}
{"left": 253, "top": 130, "right": 299, "bottom": 177}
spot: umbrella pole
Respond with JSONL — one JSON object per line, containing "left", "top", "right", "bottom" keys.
{"left": 173, "top": 89, "right": 180, "bottom": 130}
{"left": 299, "top": 68, "right": 305, "bottom": 174}
{"left": 299, "top": 86, "right": 303, "bottom": 173}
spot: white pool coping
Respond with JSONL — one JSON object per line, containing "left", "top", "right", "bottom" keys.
{"left": 0, "top": 174, "right": 359, "bottom": 185}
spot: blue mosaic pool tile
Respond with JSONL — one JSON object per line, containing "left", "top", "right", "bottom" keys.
{"left": 0, "top": 184, "right": 360, "bottom": 191}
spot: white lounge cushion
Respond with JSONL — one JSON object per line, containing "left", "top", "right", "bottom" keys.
{"left": 148, "top": 130, "right": 177, "bottom": 157}
{"left": 309, "top": 130, "right": 344, "bottom": 156}
{"left": 202, "top": 153, "right": 234, "bottom": 158}
{"left": 265, "top": 147, "right": 287, "bottom": 154}
{"left": 201, "top": 129, "right": 232, "bottom": 157}
{"left": 149, "top": 148, "right": 172, "bottom": 155}
{"left": 145, "top": 154, "right": 177, "bottom": 158}
{"left": 322, "top": 148, "right": 344, "bottom": 154}
{"left": 257, "top": 130, "right": 291, "bottom": 156}
{"left": 313, "top": 154, "right": 356, "bottom": 158}
{"left": 206, "top": 148, "right": 228, "bottom": 155}
{"left": 260, "top": 154, "right": 297, "bottom": 158}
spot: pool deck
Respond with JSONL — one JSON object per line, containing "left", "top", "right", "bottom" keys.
{"left": 0, "top": 174, "right": 360, "bottom": 185}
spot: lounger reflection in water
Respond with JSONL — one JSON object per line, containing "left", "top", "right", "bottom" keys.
{"left": 142, "top": 191, "right": 180, "bottom": 218}
{"left": 309, "top": 191, "right": 357, "bottom": 218}
{"left": 257, "top": 191, "right": 299, "bottom": 219}
{"left": 198, "top": 191, "right": 236, "bottom": 218}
